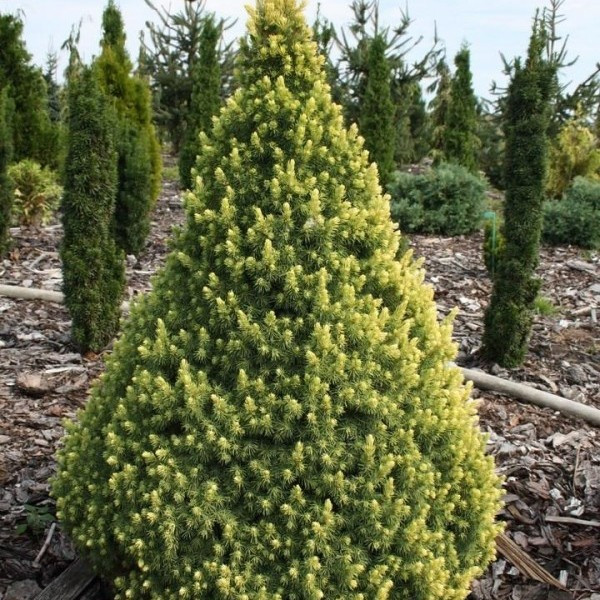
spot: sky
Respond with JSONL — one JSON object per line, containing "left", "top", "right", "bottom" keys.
{"left": 0, "top": 0, "right": 598, "bottom": 100}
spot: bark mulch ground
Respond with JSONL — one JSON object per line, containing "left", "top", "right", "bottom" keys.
{"left": 0, "top": 175, "right": 598, "bottom": 599}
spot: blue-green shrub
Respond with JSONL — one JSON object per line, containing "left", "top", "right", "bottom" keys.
{"left": 543, "top": 177, "right": 600, "bottom": 249}
{"left": 388, "top": 163, "right": 486, "bottom": 236}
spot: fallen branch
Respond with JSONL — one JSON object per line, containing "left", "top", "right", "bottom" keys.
{"left": 545, "top": 515, "right": 600, "bottom": 527}
{"left": 496, "top": 533, "right": 566, "bottom": 590}
{"left": 0, "top": 284, "right": 130, "bottom": 312}
{"left": 0, "top": 284, "right": 64, "bottom": 304}
{"left": 461, "top": 366, "right": 600, "bottom": 428}
{"left": 33, "top": 522, "right": 56, "bottom": 568}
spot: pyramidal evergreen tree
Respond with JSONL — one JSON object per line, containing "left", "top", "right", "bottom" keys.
{"left": 430, "top": 58, "right": 452, "bottom": 160}
{"left": 96, "top": 0, "right": 161, "bottom": 255}
{"left": 443, "top": 46, "right": 479, "bottom": 172}
{"left": 54, "top": 1, "right": 502, "bottom": 598}
{"left": 359, "top": 34, "right": 396, "bottom": 187}
{"left": 483, "top": 18, "right": 556, "bottom": 367}
{"left": 179, "top": 16, "right": 222, "bottom": 190}
{"left": 0, "top": 88, "right": 13, "bottom": 255}
{"left": 61, "top": 64, "right": 125, "bottom": 352}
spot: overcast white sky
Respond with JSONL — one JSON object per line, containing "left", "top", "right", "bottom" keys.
{"left": 1, "top": 0, "right": 598, "bottom": 99}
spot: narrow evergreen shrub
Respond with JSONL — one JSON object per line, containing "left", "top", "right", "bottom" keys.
{"left": 113, "top": 119, "right": 154, "bottom": 253}
{"left": 60, "top": 67, "right": 125, "bottom": 353}
{"left": 96, "top": 0, "right": 161, "bottom": 255}
{"left": 430, "top": 59, "right": 452, "bottom": 161}
{"left": 483, "top": 21, "right": 555, "bottom": 367}
{"left": 179, "top": 17, "right": 222, "bottom": 190}
{"left": 359, "top": 34, "right": 396, "bottom": 187}
{"left": 8, "top": 159, "right": 62, "bottom": 226}
{"left": 0, "top": 88, "right": 13, "bottom": 254}
{"left": 389, "top": 163, "right": 486, "bottom": 236}
{"left": 54, "top": 2, "right": 502, "bottom": 599}
{"left": 443, "top": 46, "right": 479, "bottom": 172}
{"left": 542, "top": 177, "right": 600, "bottom": 249}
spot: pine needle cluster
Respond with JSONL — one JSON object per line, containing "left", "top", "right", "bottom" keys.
{"left": 54, "top": 1, "right": 502, "bottom": 598}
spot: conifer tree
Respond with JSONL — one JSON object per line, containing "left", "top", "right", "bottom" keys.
{"left": 0, "top": 89, "right": 13, "bottom": 255}
{"left": 483, "top": 19, "right": 556, "bottom": 367}
{"left": 96, "top": 0, "right": 161, "bottom": 255}
{"left": 61, "top": 66, "right": 125, "bottom": 352}
{"left": 359, "top": 34, "right": 396, "bottom": 186}
{"left": 443, "top": 46, "right": 479, "bottom": 172}
{"left": 0, "top": 13, "right": 58, "bottom": 167}
{"left": 142, "top": 0, "right": 235, "bottom": 151}
{"left": 339, "top": 1, "right": 441, "bottom": 165}
{"left": 430, "top": 59, "right": 452, "bottom": 159}
{"left": 54, "top": 2, "right": 502, "bottom": 598}
{"left": 179, "top": 17, "right": 221, "bottom": 190}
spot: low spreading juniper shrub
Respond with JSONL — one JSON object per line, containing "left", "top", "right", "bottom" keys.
{"left": 389, "top": 162, "right": 486, "bottom": 236}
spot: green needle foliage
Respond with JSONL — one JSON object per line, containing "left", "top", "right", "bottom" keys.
{"left": 60, "top": 66, "right": 125, "bottom": 353}
{"left": 483, "top": 19, "right": 556, "bottom": 367}
{"left": 0, "top": 13, "right": 59, "bottom": 168}
{"left": 359, "top": 34, "right": 396, "bottom": 187}
{"left": 443, "top": 46, "right": 479, "bottom": 172}
{"left": 54, "top": 1, "right": 502, "bottom": 598}
{"left": 430, "top": 59, "right": 451, "bottom": 161}
{"left": 96, "top": 0, "right": 161, "bottom": 255}
{"left": 179, "top": 17, "right": 222, "bottom": 190}
{"left": 0, "top": 88, "right": 13, "bottom": 255}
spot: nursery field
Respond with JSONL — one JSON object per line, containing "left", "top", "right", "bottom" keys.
{"left": 0, "top": 173, "right": 598, "bottom": 599}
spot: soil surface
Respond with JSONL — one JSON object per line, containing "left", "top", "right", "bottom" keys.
{"left": 0, "top": 172, "right": 598, "bottom": 600}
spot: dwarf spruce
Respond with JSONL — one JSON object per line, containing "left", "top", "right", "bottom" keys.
{"left": 54, "top": 1, "right": 502, "bottom": 598}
